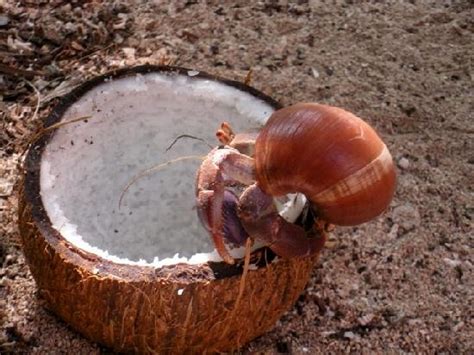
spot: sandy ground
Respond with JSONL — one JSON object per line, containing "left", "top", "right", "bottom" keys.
{"left": 1, "top": 1, "right": 473, "bottom": 353}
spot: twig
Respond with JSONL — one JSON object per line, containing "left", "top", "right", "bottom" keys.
{"left": 24, "top": 79, "right": 41, "bottom": 122}
{"left": 0, "top": 63, "right": 44, "bottom": 79}
{"left": 218, "top": 238, "right": 252, "bottom": 345}
{"left": 21, "top": 115, "right": 93, "bottom": 158}
{"left": 244, "top": 68, "right": 253, "bottom": 86}
{"left": 237, "top": 238, "right": 252, "bottom": 308}
{"left": 73, "top": 43, "right": 116, "bottom": 63}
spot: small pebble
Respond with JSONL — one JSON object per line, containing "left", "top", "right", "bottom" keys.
{"left": 0, "top": 14, "right": 9, "bottom": 27}
{"left": 391, "top": 204, "right": 421, "bottom": 231}
{"left": 358, "top": 313, "right": 374, "bottom": 326}
{"left": 344, "top": 331, "right": 357, "bottom": 339}
{"left": 398, "top": 157, "right": 410, "bottom": 170}
{"left": 5, "top": 254, "right": 16, "bottom": 264}
{"left": 443, "top": 258, "right": 462, "bottom": 267}
{"left": 453, "top": 321, "right": 465, "bottom": 332}
{"left": 122, "top": 47, "right": 136, "bottom": 60}
{"left": 408, "top": 318, "right": 423, "bottom": 326}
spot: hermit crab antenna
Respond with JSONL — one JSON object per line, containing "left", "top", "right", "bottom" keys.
{"left": 165, "top": 134, "right": 213, "bottom": 152}
{"left": 118, "top": 155, "right": 204, "bottom": 209}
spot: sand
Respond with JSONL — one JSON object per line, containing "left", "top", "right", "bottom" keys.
{"left": 1, "top": 1, "right": 472, "bottom": 353}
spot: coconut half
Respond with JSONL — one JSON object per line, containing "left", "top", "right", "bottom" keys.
{"left": 19, "top": 66, "right": 322, "bottom": 353}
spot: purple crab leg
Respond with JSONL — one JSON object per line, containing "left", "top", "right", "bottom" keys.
{"left": 238, "top": 184, "right": 326, "bottom": 258}
{"left": 222, "top": 190, "right": 249, "bottom": 246}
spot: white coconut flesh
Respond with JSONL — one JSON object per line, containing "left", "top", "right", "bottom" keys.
{"left": 40, "top": 71, "right": 306, "bottom": 267}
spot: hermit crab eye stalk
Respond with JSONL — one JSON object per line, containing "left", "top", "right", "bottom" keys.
{"left": 216, "top": 122, "right": 235, "bottom": 145}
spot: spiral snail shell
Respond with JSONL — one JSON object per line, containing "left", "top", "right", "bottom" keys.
{"left": 255, "top": 103, "right": 396, "bottom": 226}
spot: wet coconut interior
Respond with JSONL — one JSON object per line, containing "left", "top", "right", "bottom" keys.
{"left": 40, "top": 71, "right": 278, "bottom": 266}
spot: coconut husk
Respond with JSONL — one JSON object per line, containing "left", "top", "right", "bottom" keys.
{"left": 18, "top": 183, "right": 319, "bottom": 352}
{"left": 17, "top": 66, "right": 322, "bottom": 353}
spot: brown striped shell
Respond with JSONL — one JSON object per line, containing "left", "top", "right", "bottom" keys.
{"left": 255, "top": 103, "right": 396, "bottom": 226}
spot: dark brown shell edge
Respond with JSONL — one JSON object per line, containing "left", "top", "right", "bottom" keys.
{"left": 18, "top": 65, "right": 320, "bottom": 353}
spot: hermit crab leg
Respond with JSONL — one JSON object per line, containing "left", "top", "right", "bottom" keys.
{"left": 238, "top": 184, "right": 326, "bottom": 258}
{"left": 197, "top": 185, "right": 233, "bottom": 264}
{"left": 196, "top": 148, "right": 255, "bottom": 264}
{"left": 221, "top": 190, "right": 249, "bottom": 246}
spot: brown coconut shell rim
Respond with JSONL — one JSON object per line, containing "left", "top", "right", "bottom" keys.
{"left": 21, "top": 65, "right": 284, "bottom": 284}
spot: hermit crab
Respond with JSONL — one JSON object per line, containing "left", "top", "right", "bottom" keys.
{"left": 196, "top": 103, "right": 396, "bottom": 264}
